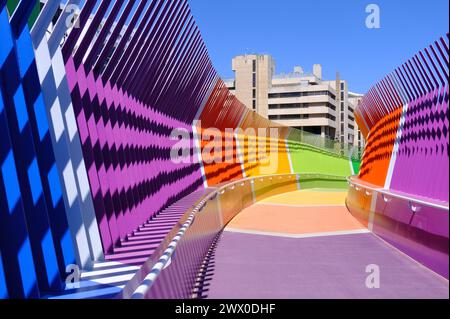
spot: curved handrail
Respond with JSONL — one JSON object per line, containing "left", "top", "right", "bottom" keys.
{"left": 347, "top": 176, "right": 449, "bottom": 279}
{"left": 347, "top": 176, "right": 449, "bottom": 211}
{"left": 128, "top": 173, "right": 347, "bottom": 299}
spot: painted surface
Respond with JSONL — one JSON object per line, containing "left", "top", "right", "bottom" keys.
{"left": 228, "top": 205, "right": 365, "bottom": 235}
{"left": 347, "top": 184, "right": 449, "bottom": 279}
{"left": 0, "top": 0, "right": 446, "bottom": 299}
{"left": 358, "top": 107, "right": 402, "bottom": 187}
{"left": 6, "top": 0, "right": 40, "bottom": 28}
{"left": 287, "top": 142, "right": 352, "bottom": 177}
{"left": 259, "top": 190, "right": 348, "bottom": 206}
{"left": 355, "top": 35, "right": 448, "bottom": 203}
{"left": 351, "top": 158, "right": 361, "bottom": 175}
{"left": 198, "top": 80, "right": 245, "bottom": 185}
{"left": 0, "top": 2, "right": 69, "bottom": 298}
{"left": 207, "top": 190, "right": 448, "bottom": 299}
{"left": 298, "top": 177, "right": 349, "bottom": 190}
{"left": 0, "top": 0, "right": 359, "bottom": 299}
{"left": 207, "top": 232, "right": 448, "bottom": 299}
{"left": 390, "top": 88, "right": 449, "bottom": 202}
{"left": 238, "top": 112, "right": 292, "bottom": 177}
{"left": 349, "top": 35, "right": 449, "bottom": 280}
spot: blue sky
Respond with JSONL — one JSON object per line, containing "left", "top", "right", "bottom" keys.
{"left": 189, "top": 0, "right": 449, "bottom": 94}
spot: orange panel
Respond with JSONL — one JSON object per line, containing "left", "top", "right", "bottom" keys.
{"left": 199, "top": 80, "right": 245, "bottom": 185}
{"left": 358, "top": 106, "right": 402, "bottom": 187}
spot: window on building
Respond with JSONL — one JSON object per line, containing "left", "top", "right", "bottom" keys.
{"left": 253, "top": 89, "right": 256, "bottom": 99}
{"left": 341, "top": 82, "right": 345, "bottom": 90}
{"left": 252, "top": 99, "right": 256, "bottom": 110}
{"left": 252, "top": 73, "right": 256, "bottom": 87}
{"left": 341, "top": 113, "right": 344, "bottom": 121}
{"left": 269, "top": 114, "right": 303, "bottom": 120}
{"left": 269, "top": 103, "right": 299, "bottom": 109}
{"left": 283, "top": 92, "right": 301, "bottom": 98}
{"left": 268, "top": 91, "right": 332, "bottom": 99}
{"left": 252, "top": 60, "right": 256, "bottom": 72}
{"left": 283, "top": 114, "right": 302, "bottom": 120}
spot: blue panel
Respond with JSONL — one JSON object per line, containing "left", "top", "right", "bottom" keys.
{"left": 27, "top": 158, "right": 43, "bottom": 205}
{"left": 15, "top": 26, "right": 34, "bottom": 78}
{"left": 33, "top": 93, "right": 49, "bottom": 141}
{"left": 0, "top": 254, "right": 8, "bottom": 298}
{"left": 13, "top": 85, "right": 29, "bottom": 133}
{"left": 41, "top": 230, "right": 59, "bottom": 285}
{"left": 61, "top": 229, "right": 75, "bottom": 267}
{"left": 1, "top": 150, "right": 21, "bottom": 214}
{"left": 47, "top": 163, "right": 62, "bottom": 208}
{"left": 0, "top": 89, "right": 4, "bottom": 113}
{"left": 18, "top": 238, "right": 37, "bottom": 297}
{"left": 0, "top": 8, "right": 13, "bottom": 67}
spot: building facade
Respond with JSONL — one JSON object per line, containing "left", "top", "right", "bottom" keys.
{"left": 348, "top": 92, "right": 366, "bottom": 149}
{"left": 226, "top": 54, "right": 364, "bottom": 146}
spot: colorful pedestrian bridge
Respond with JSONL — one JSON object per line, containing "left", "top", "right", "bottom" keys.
{"left": 0, "top": 1, "right": 448, "bottom": 299}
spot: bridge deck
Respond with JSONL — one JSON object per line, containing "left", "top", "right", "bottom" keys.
{"left": 205, "top": 190, "right": 449, "bottom": 299}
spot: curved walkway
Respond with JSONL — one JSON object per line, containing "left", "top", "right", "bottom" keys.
{"left": 206, "top": 189, "right": 449, "bottom": 299}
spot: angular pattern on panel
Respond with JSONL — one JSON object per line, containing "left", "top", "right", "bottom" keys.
{"left": 61, "top": 0, "right": 208, "bottom": 252}
{"left": 355, "top": 34, "right": 449, "bottom": 202}
{"left": 0, "top": 0, "right": 363, "bottom": 299}
{"left": 0, "top": 2, "right": 72, "bottom": 298}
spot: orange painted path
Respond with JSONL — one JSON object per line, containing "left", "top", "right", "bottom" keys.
{"left": 226, "top": 190, "right": 367, "bottom": 236}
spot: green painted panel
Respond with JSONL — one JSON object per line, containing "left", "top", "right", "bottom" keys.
{"left": 28, "top": 1, "right": 40, "bottom": 28}
{"left": 286, "top": 129, "right": 356, "bottom": 177}
{"left": 298, "top": 178, "right": 348, "bottom": 190}
{"left": 7, "top": 0, "right": 40, "bottom": 28}
{"left": 351, "top": 159, "right": 361, "bottom": 175}
{"left": 6, "top": 0, "right": 19, "bottom": 15}
{"left": 288, "top": 143, "right": 352, "bottom": 176}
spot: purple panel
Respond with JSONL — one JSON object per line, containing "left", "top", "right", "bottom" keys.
{"left": 390, "top": 87, "right": 449, "bottom": 202}
{"left": 66, "top": 58, "right": 205, "bottom": 250}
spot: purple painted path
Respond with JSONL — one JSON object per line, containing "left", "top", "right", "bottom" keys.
{"left": 206, "top": 232, "right": 449, "bottom": 299}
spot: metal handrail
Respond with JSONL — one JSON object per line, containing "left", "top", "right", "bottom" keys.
{"left": 347, "top": 176, "right": 449, "bottom": 211}
{"left": 130, "top": 173, "right": 347, "bottom": 298}
{"left": 287, "top": 130, "right": 364, "bottom": 161}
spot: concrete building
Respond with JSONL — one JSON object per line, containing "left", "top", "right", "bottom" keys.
{"left": 229, "top": 55, "right": 274, "bottom": 118}
{"left": 226, "top": 54, "right": 364, "bottom": 146}
{"left": 348, "top": 92, "right": 366, "bottom": 149}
